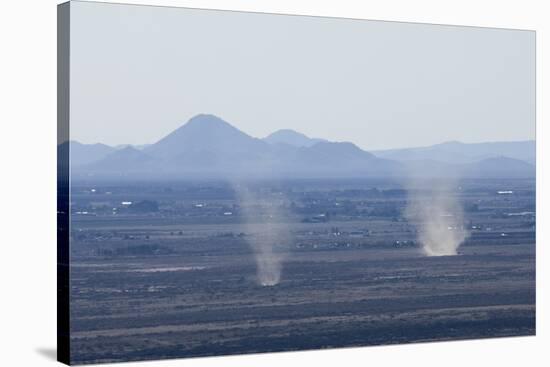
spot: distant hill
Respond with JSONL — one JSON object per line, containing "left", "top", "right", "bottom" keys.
{"left": 461, "top": 156, "right": 535, "bottom": 178}
{"left": 69, "top": 114, "right": 535, "bottom": 180}
{"left": 399, "top": 156, "right": 535, "bottom": 179}
{"left": 264, "top": 129, "right": 326, "bottom": 147}
{"left": 373, "top": 140, "right": 535, "bottom": 165}
{"left": 115, "top": 144, "right": 150, "bottom": 151}
{"left": 140, "top": 114, "right": 275, "bottom": 176}
{"left": 145, "top": 114, "right": 267, "bottom": 159}
{"left": 69, "top": 141, "right": 115, "bottom": 166}
{"left": 86, "top": 146, "right": 159, "bottom": 174}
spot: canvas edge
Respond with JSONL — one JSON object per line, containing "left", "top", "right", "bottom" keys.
{"left": 57, "top": 1, "right": 71, "bottom": 365}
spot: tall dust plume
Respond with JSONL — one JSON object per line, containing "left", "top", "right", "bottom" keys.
{"left": 233, "top": 184, "right": 291, "bottom": 286}
{"left": 404, "top": 177, "right": 469, "bottom": 256}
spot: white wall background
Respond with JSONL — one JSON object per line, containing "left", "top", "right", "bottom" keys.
{"left": 0, "top": 0, "right": 547, "bottom": 366}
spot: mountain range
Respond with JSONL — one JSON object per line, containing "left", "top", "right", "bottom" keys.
{"left": 373, "top": 140, "right": 535, "bottom": 165}
{"left": 65, "top": 114, "right": 535, "bottom": 180}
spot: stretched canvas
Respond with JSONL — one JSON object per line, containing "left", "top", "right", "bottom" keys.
{"left": 57, "top": 1, "right": 536, "bottom": 365}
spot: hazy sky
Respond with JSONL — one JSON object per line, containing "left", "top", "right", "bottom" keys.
{"left": 70, "top": 1, "right": 535, "bottom": 150}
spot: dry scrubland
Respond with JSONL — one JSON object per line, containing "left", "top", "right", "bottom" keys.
{"left": 68, "top": 178, "right": 535, "bottom": 364}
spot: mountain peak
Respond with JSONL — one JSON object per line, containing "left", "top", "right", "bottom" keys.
{"left": 118, "top": 145, "right": 141, "bottom": 154}
{"left": 266, "top": 129, "right": 308, "bottom": 139}
{"left": 264, "top": 129, "right": 326, "bottom": 147}
{"left": 185, "top": 114, "right": 232, "bottom": 129}
{"left": 174, "top": 114, "right": 247, "bottom": 138}
{"left": 145, "top": 114, "right": 266, "bottom": 159}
